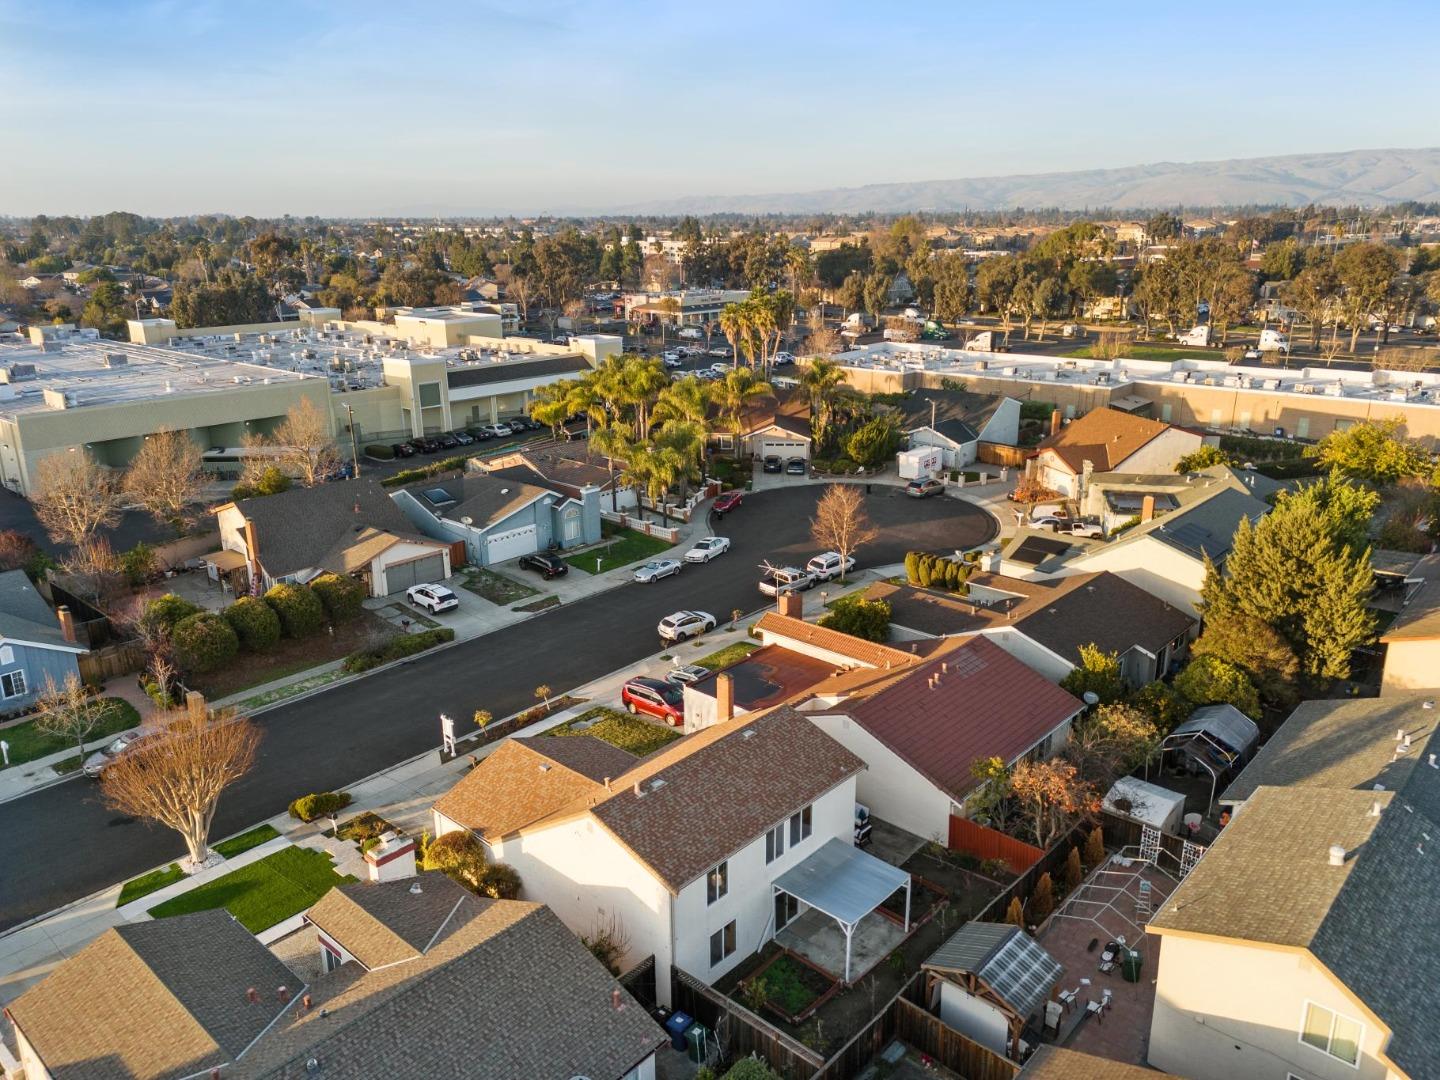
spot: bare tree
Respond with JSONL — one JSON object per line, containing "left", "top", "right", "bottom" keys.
{"left": 30, "top": 451, "right": 120, "bottom": 548}
{"left": 35, "top": 674, "right": 115, "bottom": 763}
{"left": 274, "top": 398, "right": 340, "bottom": 487}
{"left": 809, "top": 484, "right": 877, "bottom": 583}
{"left": 64, "top": 536, "right": 120, "bottom": 604}
{"left": 123, "top": 429, "right": 204, "bottom": 530}
{"left": 805, "top": 325, "right": 842, "bottom": 358}
{"left": 100, "top": 697, "right": 261, "bottom": 869}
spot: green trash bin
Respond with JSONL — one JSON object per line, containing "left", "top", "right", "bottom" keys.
{"left": 1122, "top": 948, "right": 1143, "bottom": 983}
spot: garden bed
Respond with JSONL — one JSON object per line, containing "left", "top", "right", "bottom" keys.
{"left": 0, "top": 698, "right": 141, "bottom": 771}
{"left": 876, "top": 876, "right": 948, "bottom": 929}
{"left": 147, "top": 846, "right": 356, "bottom": 933}
{"left": 335, "top": 811, "right": 400, "bottom": 845}
{"left": 444, "top": 695, "right": 588, "bottom": 760}
{"left": 188, "top": 612, "right": 397, "bottom": 699}
{"left": 564, "top": 525, "right": 673, "bottom": 574}
{"left": 738, "top": 949, "right": 842, "bottom": 1025}
{"left": 546, "top": 707, "right": 681, "bottom": 757}
{"left": 462, "top": 569, "right": 539, "bottom": 605}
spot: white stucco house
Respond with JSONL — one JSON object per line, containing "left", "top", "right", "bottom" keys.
{"left": 1031, "top": 406, "right": 1203, "bottom": 498}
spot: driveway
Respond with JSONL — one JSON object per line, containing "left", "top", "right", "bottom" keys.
{"left": 0, "top": 486, "right": 995, "bottom": 932}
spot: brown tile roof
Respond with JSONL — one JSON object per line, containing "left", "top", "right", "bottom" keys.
{"left": 1381, "top": 552, "right": 1440, "bottom": 641}
{"left": 431, "top": 739, "right": 609, "bottom": 841}
{"left": 754, "top": 610, "right": 919, "bottom": 669}
{"left": 1037, "top": 406, "right": 1173, "bottom": 474}
{"left": 837, "top": 637, "right": 1083, "bottom": 801}
{"left": 7, "top": 910, "right": 300, "bottom": 1080}
{"left": 524, "top": 733, "right": 640, "bottom": 783}
{"left": 719, "top": 388, "right": 811, "bottom": 438}
{"left": 306, "top": 872, "right": 468, "bottom": 970}
{"left": 1022, "top": 1046, "right": 1183, "bottom": 1079}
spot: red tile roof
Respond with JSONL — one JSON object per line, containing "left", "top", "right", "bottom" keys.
{"left": 754, "top": 611, "right": 919, "bottom": 669}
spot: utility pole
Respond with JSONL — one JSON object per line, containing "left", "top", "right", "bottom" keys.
{"left": 343, "top": 403, "right": 361, "bottom": 478}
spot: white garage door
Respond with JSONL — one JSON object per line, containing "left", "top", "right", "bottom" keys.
{"left": 485, "top": 524, "right": 539, "bottom": 564}
{"left": 760, "top": 438, "right": 809, "bottom": 459}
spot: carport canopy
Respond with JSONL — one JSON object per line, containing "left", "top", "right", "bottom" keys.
{"left": 772, "top": 838, "right": 911, "bottom": 983}
{"left": 203, "top": 550, "right": 248, "bottom": 572}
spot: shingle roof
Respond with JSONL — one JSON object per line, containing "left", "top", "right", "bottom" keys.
{"left": 838, "top": 637, "right": 1083, "bottom": 802}
{"left": 1022, "top": 1046, "right": 1183, "bottom": 1079}
{"left": 1148, "top": 785, "right": 1440, "bottom": 1077}
{"left": 232, "top": 899, "right": 663, "bottom": 1080}
{"left": 431, "top": 738, "right": 611, "bottom": 841}
{"left": 444, "top": 353, "right": 590, "bottom": 388}
{"left": 1037, "top": 406, "right": 1173, "bottom": 474}
{"left": 1146, "top": 486, "right": 1268, "bottom": 562}
{"left": 1381, "top": 552, "right": 1440, "bottom": 641}
{"left": 402, "top": 472, "right": 551, "bottom": 529}
{"left": 891, "top": 388, "right": 1007, "bottom": 445}
{"left": 7, "top": 910, "right": 301, "bottom": 1080}
{"left": 925, "top": 921, "right": 1061, "bottom": 1021}
{"left": 753, "top": 610, "right": 919, "bottom": 669}
{"left": 306, "top": 873, "right": 468, "bottom": 970}
{"left": 0, "top": 568, "right": 72, "bottom": 649}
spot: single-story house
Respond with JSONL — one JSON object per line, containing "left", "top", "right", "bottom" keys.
{"left": 215, "top": 479, "right": 453, "bottom": 597}
{"left": 711, "top": 388, "right": 812, "bottom": 461}
{"left": 0, "top": 570, "right": 87, "bottom": 713}
{"left": 890, "top": 388, "right": 1021, "bottom": 468}
{"left": 475, "top": 444, "right": 638, "bottom": 513}
{"left": 1031, "top": 407, "right": 1203, "bottom": 498}
{"left": 392, "top": 471, "right": 600, "bottom": 567}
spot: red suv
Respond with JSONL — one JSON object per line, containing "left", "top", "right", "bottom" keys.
{"left": 621, "top": 677, "right": 685, "bottom": 726}
{"left": 713, "top": 491, "right": 743, "bottom": 516}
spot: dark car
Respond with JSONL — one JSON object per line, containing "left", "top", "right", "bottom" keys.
{"left": 785, "top": 457, "right": 807, "bottom": 475}
{"left": 518, "top": 552, "right": 568, "bottom": 579}
{"left": 905, "top": 477, "right": 945, "bottom": 498}
{"left": 621, "top": 677, "right": 684, "bottom": 726}
{"left": 451, "top": 431, "right": 475, "bottom": 445}
{"left": 391, "top": 442, "right": 416, "bottom": 458}
{"left": 713, "top": 490, "right": 743, "bottom": 516}
{"left": 416, "top": 437, "right": 441, "bottom": 454}
{"left": 762, "top": 455, "right": 782, "bottom": 474}
{"left": 435, "top": 433, "right": 459, "bottom": 450}
{"left": 469, "top": 428, "right": 493, "bottom": 441}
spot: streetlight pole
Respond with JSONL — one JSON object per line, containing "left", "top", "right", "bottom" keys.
{"left": 343, "top": 403, "right": 361, "bottom": 479}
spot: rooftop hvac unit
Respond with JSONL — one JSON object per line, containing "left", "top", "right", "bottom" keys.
{"left": 102, "top": 353, "right": 128, "bottom": 368}
{"left": 0, "top": 363, "right": 37, "bottom": 383}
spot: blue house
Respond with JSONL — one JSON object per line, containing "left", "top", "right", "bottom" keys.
{"left": 0, "top": 571, "right": 86, "bottom": 714}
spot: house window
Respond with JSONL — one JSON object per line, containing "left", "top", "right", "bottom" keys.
{"left": 789, "top": 805, "right": 812, "bottom": 845}
{"left": 563, "top": 510, "right": 581, "bottom": 542}
{"left": 707, "top": 861, "right": 728, "bottom": 905}
{"left": 1299, "top": 1001, "right": 1361, "bottom": 1066}
{"left": 1, "top": 670, "right": 26, "bottom": 698}
{"left": 765, "top": 824, "right": 786, "bottom": 864}
{"left": 709, "top": 921, "right": 736, "bottom": 966}
{"left": 321, "top": 945, "right": 342, "bottom": 973}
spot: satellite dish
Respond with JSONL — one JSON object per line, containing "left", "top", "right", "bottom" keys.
{"left": 1082, "top": 691, "right": 1100, "bottom": 706}
{"left": 460, "top": 516, "right": 473, "bottom": 526}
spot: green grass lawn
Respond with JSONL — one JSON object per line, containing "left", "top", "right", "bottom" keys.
{"left": 1060, "top": 344, "right": 1218, "bottom": 363}
{"left": 461, "top": 568, "right": 539, "bottom": 605}
{"left": 0, "top": 698, "right": 141, "bottom": 771}
{"left": 213, "top": 824, "right": 281, "bottom": 859}
{"left": 147, "top": 846, "right": 356, "bottom": 933}
{"left": 547, "top": 706, "right": 682, "bottom": 757}
{"left": 564, "top": 527, "right": 673, "bottom": 574}
{"left": 116, "top": 864, "right": 184, "bottom": 907}
{"left": 695, "top": 641, "right": 759, "bottom": 671}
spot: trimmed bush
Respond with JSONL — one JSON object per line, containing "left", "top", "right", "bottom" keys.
{"left": 903, "top": 551, "right": 921, "bottom": 584}
{"left": 231, "top": 467, "right": 291, "bottom": 501}
{"left": 364, "top": 443, "right": 395, "bottom": 460}
{"left": 818, "top": 596, "right": 891, "bottom": 643}
{"left": 143, "top": 593, "right": 202, "bottom": 631}
{"left": 224, "top": 596, "right": 282, "bottom": 652}
{"left": 171, "top": 612, "right": 239, "bottom": 673}
{"left": 380, "top": 455, "right": 470, "bottom": 489}
{"left": 310, "top": 573, "right": 366, "bottom": 622}
{"left": 342, "top": 628, "right": 454, "bottom": 674}
{"left": 288, "top": 791, "right": 352, "bottom": 822}
{"left": 264, "top": 582, "right": 326, "bottom": 638}
{"left": 423, "top": 829, "right": 488, "bottom": 890}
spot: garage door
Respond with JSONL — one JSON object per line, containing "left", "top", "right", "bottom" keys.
{"left": 485, "top": 524, "right": 539, "bottom": 564}
{"left": 759, "top": 438, "right": 808, "bottom": 459}
{"left": 384, "top": 553, "right": 446, "bottom": 594}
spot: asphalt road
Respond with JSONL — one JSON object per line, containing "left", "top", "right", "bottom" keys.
{"left": 0, "top": 485, "right": 995, "bottom": 931}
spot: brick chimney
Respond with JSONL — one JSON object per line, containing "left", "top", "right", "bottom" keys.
{"left": 1049, "top": 408, "right": 1062, "bottom": 437}
{"left": 777, "top": 592, "right": 804, "bottom": 619}
{"left": 56, "top": 605, "right": 76, "bottom": 643}
{"left": 715, "top": 673, "right": 734, "bottom": 724}
{"left": 1141, "top": 494, "right": 1156, "bottom": 522}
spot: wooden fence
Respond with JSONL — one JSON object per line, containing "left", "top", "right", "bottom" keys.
{"left": 892, "top": 998, "right": 1020, "bottom": 1080}
{"left": 974, "top": 821, "right": 1092, "bottom": 926}
{"left": 977, "top": 442, "right": 1029, "bottom": 469}
{"left": 670, "top": 968, "right": 823, "bottom": 1080}
{"left": 618, "top": 955, "right": 657, "bottom": 1011}
{"left": 948, "top": 816, "right": 1045, "bottom": 875}
{"left": 78, "top": 640, "right": 147, "bottom": 683}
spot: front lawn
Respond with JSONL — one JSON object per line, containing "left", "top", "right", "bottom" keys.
{"left": 0, "top": 698, "right": 141, "bottom": 771}
{"left": 213, "top": 824, "right": 281, "bottom": 859}
{"left": 461, "top": 568, "right": 539, "bottom": 605}
{"left": 147, "top": 846, "right": 356, "bottom": 933}
{"left": 547, "top": 706, "right": 681, "bottom": 756}
{"left": 564, "top": 526, "right": 673, "bottom": 574}
{"left": 117, "top": 863, "right": 184, "bottom": 907}
{"left": 695, "top": 641, "right": 759, "bottom": 671}
{"left": 186, "top": 612, "right": 397, "bottom": 699}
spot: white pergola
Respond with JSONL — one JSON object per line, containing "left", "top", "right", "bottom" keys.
{"left": 772, "top": 838, "right": 911, "bottom": 984}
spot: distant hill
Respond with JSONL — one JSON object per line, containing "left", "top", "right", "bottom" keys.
{"left": 614, "top": 147, "right": 1440, "bottom": 215}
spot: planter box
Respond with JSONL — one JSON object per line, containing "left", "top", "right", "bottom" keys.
{"left": 739, "top": 948, "right": 843, "bottom": 1025}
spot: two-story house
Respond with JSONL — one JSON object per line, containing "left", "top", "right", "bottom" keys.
{"left": 0, "top": 570, "right": 87, "bottom": 715}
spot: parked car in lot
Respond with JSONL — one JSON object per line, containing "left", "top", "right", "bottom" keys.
{"left": 452, "top": 431, "right": 475, "bottom": 445}
{"left": 785, "top": 457, "right": 807, "bottom": 475}
{"left": 634, "top": 558, "right": 682, "bottom": 583}
{"left": 773, "top": 351, "right": 795, "bottom": 366}
{"left": 415, "top": 437, "right": 441, "bottom": 454}
{"left": 712, "top": 491, "right": 743, "bottom": 516}
{"left": 684, "top": 536, "right": 731, "bottom": 563}
{"left": 905, "top": 477, "right": 945, "bottom": 498}
{"left": 806, "top": 551, "right": 856, "bottom": 581}
{"left": 391, "top": 442, "right": 417, "bottom": 458}
{"left": 468, "top": 428, "right": 493, "bottom": 441}
{"left": 666, "top": 663, "right": 712, "bottom": 685}
{"left": 710, "top": 362, "right": 730, "bottom": 374}
{"left": 677, "top": 327, "right": 704, "bottom": 340}
{"left": 621, "top": 677, "right": 684, "bottom": 725}
{"left": 762, "top": 455, "right": 782, "bottom": 474}
{"left": 657, "top": 609, "right": 716, "bottom": 643}
{"left": 708, "top": 346, "right": 731, "bottom": 358}
{"left": 435, "top": 433, "right": 459, "bottom": 450}
{"left": 82, "top": 730, "right": 151, "bottom": 778}
{"left": 480, "top": 423, "right": 513, "bottom": 438}
{"left": 407, "top": 583, "right": 459, "bottom": 613}
{"left": 517, "top": 552, "right": 568, "bottom": 579}
{"left": 662, "top": 353, "right": 684, "bottom": 368}
{"left": 759, "top": 566, "right": 814, "bottom": 596}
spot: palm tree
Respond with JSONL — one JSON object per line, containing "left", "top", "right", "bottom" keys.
{"left": 653, "top": 375, "right": 711, "bottom": 428}
{"left": 564, "top": 376, "right": 606, "bottom": 439}
{"left": 589, "top": 423, "right": 635, "bottom": 513}
{"left": 800, "top": 359, "right": 847, "bottom": 453}
{"left": 719, "top": 303, "right": 747, "bottom": 370}
{"left": 653, "top": 419, "right": 707, "bottom": 500}
{"left": 713, "top": 367, "right": 773, "bottom": 461}
{"left": 620, "top": 355, "right": 670, "bottom": 441}
{"left": 530, "top": 379, "right": 578, "bottom": 438}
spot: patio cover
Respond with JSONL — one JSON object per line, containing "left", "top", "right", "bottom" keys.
{"left": 773, "top": 838, "right": 910, "bottom": 983}
{"left": 203, "top": 550, "right": 248, "bottom": 571}
{"left": 1172, "top": 704, "right": 1259, "bottom": 755}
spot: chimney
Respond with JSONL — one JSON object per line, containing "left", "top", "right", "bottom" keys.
{"left": 243, "top": 517, "right": 261, "bottom": 586}
{"left": 1049, "top": 408, "right": 1062, "bottom": 437}
{"left": 364, "top": 832, "right": 417, "bottom": 884}
{"left": 715, "top": 673, "right": 734, "bottom": 724}
{"left": 1141, "top": 494, "right": 1156, "bottom": 522}
{"left": 1327, "top": 844, "right": 1346, "bottom": 867}
{"left": 778, "top": 591, "right": 803, "bottom": 619}
{"left": 56, "top": 605, "right": 76, "bottom": 643}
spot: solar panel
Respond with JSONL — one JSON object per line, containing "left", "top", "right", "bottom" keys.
{"left": 978, "top": 931, "right": 1062, "bottom": 1019}
{"left": 1011, "top": 536, "right": 1069, "bottom": 566}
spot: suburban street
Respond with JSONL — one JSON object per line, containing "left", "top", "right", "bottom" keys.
{"left": 0, "top": 484, "right": 996, "bottom": 931}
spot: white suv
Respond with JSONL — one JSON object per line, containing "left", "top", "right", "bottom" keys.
{"left": 806, "top": 551, "right": 856, "bottom": 581}
{"left": 407, "top": 583, "right": 459, "bottom": 613}
{"left": 657, "top": 610, "right": 716, "bottom": 642}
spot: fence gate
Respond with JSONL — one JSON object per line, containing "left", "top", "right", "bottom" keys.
{"left": 1180, "top": 840, "right": 1206, "bottom": 879}
{"left": 1138, "top": 825, "right": 1161, "bottom": 865}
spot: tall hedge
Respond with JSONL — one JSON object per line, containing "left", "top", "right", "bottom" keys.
{"left": 310, "top": 573, "right": 366, "bottom": 622}
{"left": 171, "top": 612, "right": 240, "bottom": 673}
{"left": 264, "top": 582, "right": 325, "bottom": 638}
{"left": 143, "top": 593, "right": 202, "bottom": 632}
{"left": 224, "top": 596, "right": 282, "bottom": 652}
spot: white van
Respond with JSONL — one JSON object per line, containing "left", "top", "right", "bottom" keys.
{"left": 676, "top": 327, "right": 703, "bottom": 340}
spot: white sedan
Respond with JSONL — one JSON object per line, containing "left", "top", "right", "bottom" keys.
{"left": 657, "top": 610, "right": 717, "bottom": 643}
{"left": 684, "top": 536, "right": 731, "bottom": 564}
{"left": 633, "top": 558, "right": 683, "bottom": 583}
{"left": 406, "top": 583, "right": 459, "bottom": 613}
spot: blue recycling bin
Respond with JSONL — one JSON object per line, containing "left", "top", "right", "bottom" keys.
{"left": 664, "top": 1010, "right": 694, "bottom": 1051}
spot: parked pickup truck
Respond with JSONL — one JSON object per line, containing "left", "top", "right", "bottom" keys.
{"left": 806, "top": 551, "right": 856, "bottom": 581}
{"left": 758, "top": 566, "right": 815, "bottom": 597}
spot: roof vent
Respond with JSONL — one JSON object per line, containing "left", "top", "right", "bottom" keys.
{"left": 1371, "top": 801, "right": 1383, "bottom": 817}
{"left": 277, "top": 986, "right": 290, "bottom": 1003}
{"left": 538, "top": 764, "right": 550, "bottom": 772}
{"left": 409, "top": 880, "right": 423, "bottom": 895}
{"left": 741, "top": 729, "right": 756, "bottom": 739}
{"left": 246, "top": 987, "right": 260, "bottom": 1004}
{"left": 1430, "top": 754, "right": 1438, "bottom": 769}
{"left": 1328, "top": 844, "right": 1346, "bottom": 867}
{"left": 306, "top": 1059, "right": 321, "bottom": 1075}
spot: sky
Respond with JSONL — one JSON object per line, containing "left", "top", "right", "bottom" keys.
{"left": 1, "top": 0, "right": 1437, "bottom": 217}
